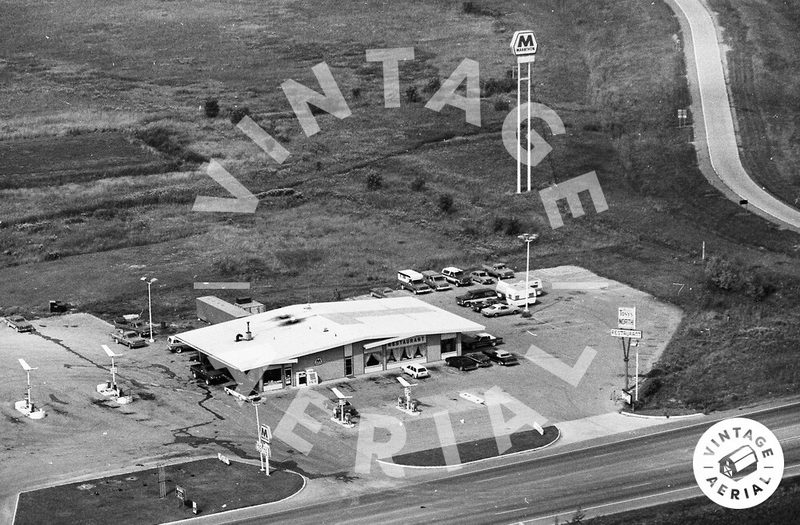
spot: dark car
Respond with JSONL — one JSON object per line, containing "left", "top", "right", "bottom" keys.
{"left": 461, "top": 332, "right": 504, "bottom": 351}
{"left": 470, "top": 296, "right": 500, "bottom": 312}
{"left": 190, "top": 364, "right": 231, "bottom": 385}
{"left": 464, "top": 353, "right": 492, "bottom": 367}
{"left": 482, "top": 348, "right": 520, "bottom": 366}
{"left": 456, "top": 288, "right": 497, "bottom": 307}
{"left": 445, "top": 355, "right": 478, "bottom": 371}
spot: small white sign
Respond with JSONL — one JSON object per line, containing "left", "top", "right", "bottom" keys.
{"left": 618, "top": 307, "right": 636, "bottom": 329}
{"left": 510, "top": 30, "right": 538, "bottom": 56}
{"left": 610, "top": 329, "right": 643, "bottom": 339}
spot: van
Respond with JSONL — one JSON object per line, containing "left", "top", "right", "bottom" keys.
{"left": 441, "top": 267, "right": 471, "bottom": 286}
{"left": 397, "top": 269, "right": 433, "bottom": 294}
{"left": 421, "top": 270, "right": 452, "bottom": 291}
{"left": 401, "top": 363, "right": 430, "bottom": 379}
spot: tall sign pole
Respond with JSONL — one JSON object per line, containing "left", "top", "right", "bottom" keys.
{"left": 510, "top": 30, "right": 538, "bottom": 194}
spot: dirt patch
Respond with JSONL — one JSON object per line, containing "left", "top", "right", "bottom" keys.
{"left": 0, "top": 133, "right": 171, "bottom": 190}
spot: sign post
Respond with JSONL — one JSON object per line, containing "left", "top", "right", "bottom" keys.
{"left": 258, "top": 424, "right": 272, "bottom": 476}
{"left": 610, "top": 324, "right": 643, "bottom": 393}
{"left": 510, "top": 30, "right": 538, "bottom": 194}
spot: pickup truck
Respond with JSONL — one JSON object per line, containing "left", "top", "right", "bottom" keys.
{"left": 110, "top": 330, "right": 148, "bottom": 348}
{"left": 483, "top": 262, "right": 515, "bottom": 280}
{"left": 190, "top": 364, "right": 230, "bottom": 385}
{"left": 461, "top": 332, "right": 503, "bottom": 350}
{"left": 6, "top": 315, "right": 34, "bottom": 333}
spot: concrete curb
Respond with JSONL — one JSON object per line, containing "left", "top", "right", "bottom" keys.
{"left": 376, "top": 426, "right": 561, "bottom": 470}
{"left": 618, "top": 410, "right": 704, "bottom": 420}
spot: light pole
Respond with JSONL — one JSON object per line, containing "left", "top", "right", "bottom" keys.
{"left": 517, "top": 233, "right": 539, "bottom": 318}
{"left": 140, "top": 276, "right": 157, "bottom": 343}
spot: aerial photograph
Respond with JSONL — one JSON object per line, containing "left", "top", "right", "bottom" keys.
{"left": 1, "top": 0, "right": 799, "bottom": 524}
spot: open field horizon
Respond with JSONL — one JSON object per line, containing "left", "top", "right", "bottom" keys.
{"left": 1, "top": 0, "right": 799, "bottom": 423}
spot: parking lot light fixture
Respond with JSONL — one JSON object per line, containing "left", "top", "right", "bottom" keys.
{"left": 140, "top": 277, "right": 158, "bottom": 343}
{"left": 517, "top": 233, "right": 539, "bottom": 318}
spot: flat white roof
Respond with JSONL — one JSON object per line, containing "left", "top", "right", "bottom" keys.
{"left": 177, "top": 296, "right": 484, "bottom": 372}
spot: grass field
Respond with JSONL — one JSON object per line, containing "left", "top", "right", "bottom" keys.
{"left": 706, "top": 0, "right": 800, "bottom": 208}
{"left": 14, "top": 459, "right": 304, "bottom": 525}
{"left": 0, "top": 0, "right": 799, "bottom": 417}
{"left": 391, "top": 426, "right": 560, "bottom": 467}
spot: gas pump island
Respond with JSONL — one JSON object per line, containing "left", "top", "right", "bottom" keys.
{"left": 16, "top": 358, "right": 45, "bottom": 419}
{"left": 396, "top": 376, "right": 420, "bottom": 415}
{"left": 96, "top": 344, "right": 133, "bottom": 405}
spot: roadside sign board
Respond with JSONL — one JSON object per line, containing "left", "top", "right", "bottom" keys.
{"left": 510, "top": 30, "right": 538, "bottom": 56}
{"left": 618, "top": 307, "right": 636, "bottom": 329}
{"left": 176, "top": 485, "right": 186, "bottom": 505}
{"left": 259, "top": 424, "right": 271, "bottom": 444}
{"left": 610, "top": 329, "right": 643, "bottom": 339}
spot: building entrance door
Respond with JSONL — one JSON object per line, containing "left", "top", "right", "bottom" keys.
{"left": 284, "top": 366, "right": 293, "bottom": 387}
{"left": 344, "top": 357, "right": 353, "bottom": 376}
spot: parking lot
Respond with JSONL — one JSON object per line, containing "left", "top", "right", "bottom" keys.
{"left": 0, "top": 265, "right": 681, "bottom": 520}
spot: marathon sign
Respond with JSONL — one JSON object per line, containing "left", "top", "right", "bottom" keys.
{"left": 510, "top": 30, "right": 538, "bottom": 56}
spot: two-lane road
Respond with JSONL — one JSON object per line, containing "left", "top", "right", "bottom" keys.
{"left": 667, "top": 0, "right": 800, "bottom": 232}
{"left": 222, "top": 403, "right": 800, "bottom": 525}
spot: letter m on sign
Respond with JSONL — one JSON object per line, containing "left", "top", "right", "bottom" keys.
{"left": 539, "top": 171, "right": 609, "bottom": 229}
{"left": 518, "top": 34, "right": 534, "bottom": 48}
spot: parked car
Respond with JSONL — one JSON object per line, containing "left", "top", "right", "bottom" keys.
{"left": 456, "top": 287, "right": 497, "bottom": 307}
{"left": 110, "top": 329, "right": 148, "bottom": 348}
{"left": 462, "top": 332, "right": 504, "bottom": 351}
{"left": 421, "top": 270, "right": 452, "bottom": 291}
{"left": 464, "top": 353, "right": 492, "bottom": 367}
{"left": 401, "top": 363, "right": 430, "bottom": 379}
{"left": 483, "top": 262, "right": 515, "bottom": 280}
{"left": 6, "top": 315, "right": 34, "bottom": 333}
{"left": 441, "top": 267, "right": 472, "bottom": 287}
{"left": 129, "top": 320, "right": 158, "bottom": 338}
{"left": 481, "top": 303, "right": 520, "bottom": 317}
{"left": 190, "top": 364, "right": 231, "bottom": 385}
{"left": 469, "top": 269, "right": 495, "bottom": 285}
{"left": 370, "top": 286, "right": 401, "bottom": 298}
{"left": 482, "top": 348, "right": 520, "bottom": 366}
{"left": 397, "top": 269, "right": 433, "bottom": 295}
{"left": 471, "top": 296, "right": 500, "bottom": 312}
{"left": 445, "top": 355, "right": 478, "bottom": 371}
{"left": 167, "top": 335, "right": 192, "bottom": 354}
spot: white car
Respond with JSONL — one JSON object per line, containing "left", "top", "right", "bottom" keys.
{"left": 401, "top": 363, "right": 430, "bottom": 379}
{"left": 481, "top": 303, "right": 520, "bottom": 317}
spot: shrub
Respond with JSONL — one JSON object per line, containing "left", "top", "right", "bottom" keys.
{"left": 405, "top": 86, "right": 419, "bottom": 103}
{"left": 229, "top": 106, "right": 251, "bottom": 124}
{"left": 482, "top": 76, "right": 515, "bottom": 97}
{"left": 351, "top": 86, "right": 362, "bottom": 99}
{"left": 135, "top": 127, "right": 183, "bottom": 157}
{"left": 204, "top": 99, "right": 220, "bottom": 118}
{"left": 424, "top": 77, "right": 441, "bottom": 93}
{"left": 494, "top": 98, "right": 510, "bottom": 111}
{"left": 366, "top": 171, "right": 383, "bottom": 190}
{"left": 704, "top": 256, "right": 740, "bottom": 291}
{"left": 438, "top": 193, "right": 455, "bottom": 213}
{"left": 410, "top": 176, "right": 426, "bottom": 191}
{"left": 492, "top": 216, "right": 522, "bottom": 236}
